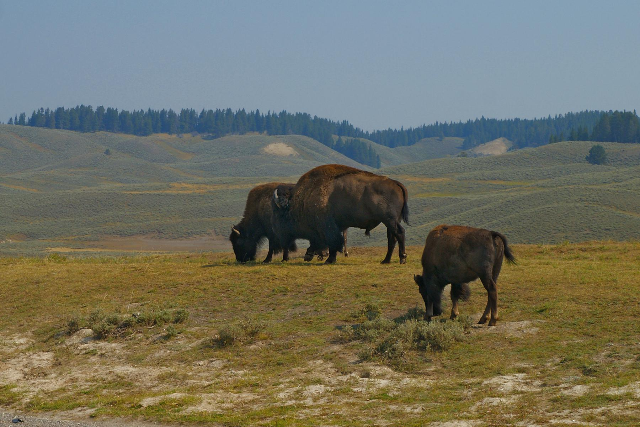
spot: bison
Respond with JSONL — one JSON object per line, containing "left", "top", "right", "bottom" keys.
{"left": 413, "top": 225, "right": 516, "bottom": 326}
{"left": 271, "top": 164, "right": 409, "bottom": 264}
{"left": 230, "top": 182, "right": 298, "bottom": 263}
{"left": 230, "top": 182, "right": 348, "bottom": 263}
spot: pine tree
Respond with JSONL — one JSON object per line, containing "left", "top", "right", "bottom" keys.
{"left": 586, "top": 144, "right": 607, "bottom": 165}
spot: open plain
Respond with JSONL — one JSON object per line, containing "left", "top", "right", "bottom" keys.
{"left": 1, "top": 242, "right": 639, "bottom": 426}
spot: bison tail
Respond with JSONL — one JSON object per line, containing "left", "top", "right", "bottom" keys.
{"left": 398, "top": 181, "right": 410, "bottom": 225}
{"left": 493, "top": 232, "right": 517, "bottom": 265}
{"left": 451, "top": 283, "right": 471, "bottom": 302}
{"left": 401, "top": 198, "right": 409, "bottom": 225}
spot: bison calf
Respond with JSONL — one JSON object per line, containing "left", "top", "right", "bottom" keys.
{"left": 414, "top": 225, "right": 516, "bottom": 326}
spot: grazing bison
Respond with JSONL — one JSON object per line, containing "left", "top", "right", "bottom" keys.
{"left": 414, "top": 225, "right": 516, "bottom": 326}
{"left": 272, "top": 164, "right": 409, "bottom": 264}
{"left": 230, "top": 182, "right": 298, "bottom": 263}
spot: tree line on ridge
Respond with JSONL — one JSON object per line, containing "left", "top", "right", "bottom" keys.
{"left": 7, "top": 107, "right": 639, "bottom": 167}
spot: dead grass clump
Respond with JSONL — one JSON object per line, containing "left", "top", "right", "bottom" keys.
{"left": 348, "top": 302, "right": 383, "bottom": 321}
{"left": 212, "top": 318, "right": 267, "bottom": 348}
{"left": 64, "top": 308, "right": 189, "bottom": 340}
{"left": 338, "top": 306, "right": 471, "bottom": 362}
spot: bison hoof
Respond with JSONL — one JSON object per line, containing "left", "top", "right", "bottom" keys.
{"left": 488, "top": 319, "right": 497, "bottom": 326}
{"left": 399, "top": 258, "right": 407, "bottom": 265}
{"left": 344, "top": 252, "right": 349, "bottom": 257}
{"left": 380, "top": 259, "right": 391, "bottom": 264}
{"left": 478, "top": 317, "right": 488, "bottom": 325}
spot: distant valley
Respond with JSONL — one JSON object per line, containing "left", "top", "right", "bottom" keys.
{"left": 1, "top": 125, "right": 639, "bottom": 255}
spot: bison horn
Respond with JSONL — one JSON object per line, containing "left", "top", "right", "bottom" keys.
{"left": 274, "top": 189, "right": 281, "bottom": 208}
{"left": 232, "top": 227, "right": 240, "bottom": 236}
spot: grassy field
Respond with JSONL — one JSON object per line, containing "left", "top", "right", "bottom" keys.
{"left": 1, "top": 242, "right": 639, "bottom": 426}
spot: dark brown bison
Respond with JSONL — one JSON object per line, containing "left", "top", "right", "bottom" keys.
{"left": 413, "top": 225, "right": 516, "bottom": 326}
{"left": 272, "top": 164, "right": 409, "bottom": 264}
{"left": 230, "top": 182, "right": 348, "bottom": 263}
{"left": 230, "top": 182, "right": 298, "bottom": 263}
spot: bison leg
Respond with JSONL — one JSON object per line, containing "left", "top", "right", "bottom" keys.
{"left": 381, "top": 228, "right": 396, "bottom": 264}
{"left": 450, "top": 284, "right": 460, "bottom": 320}
{"left": 282, "top": 247, "right": 290, "bottom": 262}
{"left": 343, "top": 230, "right": 349, "bottom": 257}
{"left": 324, "top": 226, "right": 345, "bottom": 264}
{"left": 325, "top": 249, "right": 338, "bottom": 264}
{"left": 262, "top": 241, "right": 274, "bottom": 263}
{"left": 479, "top": 274, "right": 499, "bottom": 326}
{"left": 396, "top": 222, "right": 407, "bottom": 264}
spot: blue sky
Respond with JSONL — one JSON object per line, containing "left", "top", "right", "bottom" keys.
{"left": 1, "top": 0, "right": 639, "bottom": 131}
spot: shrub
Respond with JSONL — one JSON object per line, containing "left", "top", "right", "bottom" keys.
{"left": 62, "top": 308, "right": 189, "bottom": 340}
{"left": 213, "top": 318, "right": 266, "bottom": 348}
{"left": 348, "top": 302, "right": 382, "bottom": 321}
{"left": 339, "top": 306, "right": 471, "bottom": 363}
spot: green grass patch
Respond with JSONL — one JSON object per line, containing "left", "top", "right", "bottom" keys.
{"left": 0, "top": 243, "right": 639, "bottom": 425}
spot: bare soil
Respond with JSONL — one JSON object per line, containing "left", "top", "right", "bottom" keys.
{"left": 48, "top": 235, "right": 231, "bottom": 254}
{"left": 261, "top": 142, "right": 299, "bottom": 156}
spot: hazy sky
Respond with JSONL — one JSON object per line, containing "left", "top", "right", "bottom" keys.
{"left": 1, "top": 1, "right": 639, "bottom": 131}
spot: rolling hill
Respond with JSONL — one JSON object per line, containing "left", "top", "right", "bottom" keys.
{"left": 1, "top": 125, "right": 639, "bottom": 255}
{"left": 353, "top": 136, "right": 465, "bottom": 167}
{"left": 384, "top": 141, "right": 640, "bottom": 244}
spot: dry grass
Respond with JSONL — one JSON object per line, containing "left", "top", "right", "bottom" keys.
{"left": 0, "top": 242, "right": 639, "bottom": 425}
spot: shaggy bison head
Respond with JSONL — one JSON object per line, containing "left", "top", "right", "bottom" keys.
{"left": 414, "top": 274, "right": 443, "bottom": 321}
{"left": 229, "top": 225, "right": 257, "bottom": 263}
{"left": 272, "top": 185, "right": 293, "bottom": 210}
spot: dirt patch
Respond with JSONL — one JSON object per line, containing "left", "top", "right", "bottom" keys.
{"left": 262, "top": 142, "right": 298, "bottom": 156}
{"left": 184, "top": 392, "right": 260, "bottom": 413}
{"left": 607, "top": 381, "right": 640, "bottom": 398}
{"left": 470, "top": 319, "right": 542, "bottom": 337}
{"left": 482, "top": 373, "right": 542, "bottom": 393}
{"left": 0, "top": 183, "right": 40, "bottom": 192}
{"left": 561, "top": 384, "right": 591, "bottom": 397}
{"left": 430, "top": 421, "right": 483, "bottom": 427}
{"left": 48, "top": 234, "right": 230, "bottom": 253}
{"left": 470, "top": 137, "right": 512, "bottom": 157}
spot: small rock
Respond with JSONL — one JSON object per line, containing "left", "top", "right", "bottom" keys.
{"left": 12, "top": 416, "right": 24, "bottom": 423}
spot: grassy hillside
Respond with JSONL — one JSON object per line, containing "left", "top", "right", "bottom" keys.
{"left": 1, "top": 125, "right": 639, "bottom": 255}
{"left": 1, "top": 242, "right": 639, "bottom": 425}
{"left": 355, "top": 136, "right": 464, "bottom": 167}
{"left": 0, "top": 126, "right": 364, "bottom": 184}
{"left": 384, "top": 141, "right": 640, "bottom": 245}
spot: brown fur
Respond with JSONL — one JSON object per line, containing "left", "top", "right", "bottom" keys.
{"left": 229, "top": 182, "right": 296, "bottom": 263}
{"left": 414, "top": 224, "right": 516, "bottom": 326}
{"left": 273, "top": 164, "right": 409, "bottom": 264}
